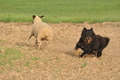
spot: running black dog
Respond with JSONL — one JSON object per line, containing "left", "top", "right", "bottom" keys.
{"left": 75, "top": 27, "right": 110, "bottom": 58}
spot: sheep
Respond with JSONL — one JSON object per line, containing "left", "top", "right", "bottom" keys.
{"left": 25, "top": 15, "right": 53, "bottom": 50}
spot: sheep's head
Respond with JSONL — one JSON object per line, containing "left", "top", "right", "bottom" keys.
{"left": 32, "top": 15, "right": 44, "bottom": 24}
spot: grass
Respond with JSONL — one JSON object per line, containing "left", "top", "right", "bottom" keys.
{"left": 0, "top": 0, "right": 120, "bottom": 23}
{"left": 0, "top": 45, "right": 41, "bottom": 72}
{"left": 81, "top": 61, "right": 87, "bottom": 68}
{"left": 0, "top": 46, "right": 24, "bottom": 66}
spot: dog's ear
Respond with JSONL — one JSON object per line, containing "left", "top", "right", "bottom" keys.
{"left": 39, "top": 15, "right": 44, "bottom": 18}
{"left": 83, "top": 27, "right": 87, "bottom": 32}
{"left": 90, "top": 27, "right": 93, "bottom": 31}
{"left": 90, "top": 27, "right": 95, "bottom": 35}
{"left": 81, "top": 27, "right": 87, "bottom": 36}
{"left": 32, "top": 15, "right": 36, "bottom": 19}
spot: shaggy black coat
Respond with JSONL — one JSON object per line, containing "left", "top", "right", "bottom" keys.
{"left": 75, "top": 27, "right": 110, "bottom": 58}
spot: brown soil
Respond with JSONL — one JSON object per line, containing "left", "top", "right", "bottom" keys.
{"left": 0, "top": 22, "right": 120, "bottom": 80}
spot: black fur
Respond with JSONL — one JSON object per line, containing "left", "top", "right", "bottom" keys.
{"left": 75, "top": 27, "right": 110, "bottom": 58}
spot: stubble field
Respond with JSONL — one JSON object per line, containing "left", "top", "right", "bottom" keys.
{"left": 0, "top": 22, "right": 120, "bottom": 80}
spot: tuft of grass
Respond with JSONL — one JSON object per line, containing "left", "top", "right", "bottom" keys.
{"left": 25, "top": 62, "right": 30, "bottom": 67}
{"left": 0, "top": 0, "right": 120, "bottom": 23}
{"left": 81, "top": 61, "right": 87, "bottom": 68}
{"left": 0, "top": 40, "right": 3, "bottom": 42}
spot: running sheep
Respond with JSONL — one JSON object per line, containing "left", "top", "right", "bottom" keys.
{"left": 25, "top": 15, "right": 53, "bottom": 50}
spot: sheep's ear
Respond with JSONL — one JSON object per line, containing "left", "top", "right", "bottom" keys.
{"left": 39, "top": 15, "right": 44, "bottom": 18}
{"left": 32, "top": 15, "right": 36, "bottom": 19}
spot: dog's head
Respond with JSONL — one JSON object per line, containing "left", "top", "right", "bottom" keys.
{"left": 81, "top": 27, "right": 95, "bottom": 44}
{"left": 32, "top": 15, "right": 44, "bottom": 24}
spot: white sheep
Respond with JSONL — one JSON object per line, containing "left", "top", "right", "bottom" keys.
{"left": 25, "top": 15, "right": 53, "bottom": 50}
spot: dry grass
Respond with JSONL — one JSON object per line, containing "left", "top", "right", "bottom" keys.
{"left": 0, "top": 22, "right": 120, "bottom": 80}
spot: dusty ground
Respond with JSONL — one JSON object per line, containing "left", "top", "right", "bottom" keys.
{"left": 0, "top": 22, "right": 120, "bottom": 80}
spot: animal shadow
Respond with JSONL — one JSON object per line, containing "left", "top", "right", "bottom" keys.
{"left": 15, "top": 42, "right": 36, "bottom": 47}
{"left": 65, "top": 50, "right": 77, "bottom": 57}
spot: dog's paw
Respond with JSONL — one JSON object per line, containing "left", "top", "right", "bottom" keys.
{"left": 81, "top": 54, "right": 89, "bottom": 58}
{"left": 89, "top": 54, "right": 96, "bottom": 58}
{"left": 80, "top": 54, "right": 96, "bottom": 58}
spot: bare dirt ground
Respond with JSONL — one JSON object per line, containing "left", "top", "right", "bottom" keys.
{"left": 0, "top": 22, "right": 120, "bottom": 80}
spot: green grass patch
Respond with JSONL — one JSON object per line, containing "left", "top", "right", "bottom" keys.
{"left": 0, "top": 0, "right": 120, "bottom": 23}
{"left": 0, "top": 46, "right": 24, "bottom": 66}
{"left": 0, "top": 39, "right": 6, "bottom": 43}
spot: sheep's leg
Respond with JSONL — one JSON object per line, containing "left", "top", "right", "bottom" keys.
{"left": 44, "top": 36, "right": 52, "bottom": 49}
{"left": 38, "top": 41, "right": 42, "bottom": 50}
{"left": 35, "top": 39, "right": 38, "bottom": 45}
{"left": 24, "top": 33, "right": 33, "bottom": 44}
{"left": 44, "top": 40, "right": 48, "bottom": 49}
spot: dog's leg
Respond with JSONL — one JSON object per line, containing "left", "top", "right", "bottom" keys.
{"left": 97, "top": 48, "right": 104, "bottom": 57}
{"left": 97, "top": 51, "right": 102, "bottom": 57}
{"left": 79, "top": 52, "right": 87, "bottom": 58}
{"left": 92, "top": 51, "right": 97, "bottom": 56}
{"left": 74, "top": 49, "right": 79, "bottom": 56}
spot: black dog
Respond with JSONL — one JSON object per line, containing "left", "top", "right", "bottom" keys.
{"left": 75, "top": 27, "right": 110, "bottom": 58}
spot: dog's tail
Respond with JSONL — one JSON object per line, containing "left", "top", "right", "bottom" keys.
{"left": 104, "top": 37, "right": 110, "bottom": 47}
